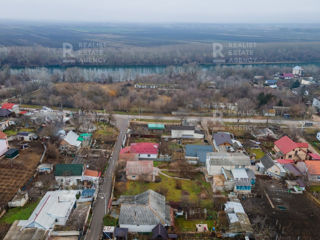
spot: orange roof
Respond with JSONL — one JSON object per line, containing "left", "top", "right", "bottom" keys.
{"left": 0, "top": 131, "right": 7, "bottom": 139}
{"left": 84, "top": 169, "right": 101, "bottom": 177}
{"left": 305, "top": 161, "right": 320, "bottom": 175}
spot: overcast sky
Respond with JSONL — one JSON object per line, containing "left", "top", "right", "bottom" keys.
{"left": 1, "top": 0, "right": 320, "bottom": 23}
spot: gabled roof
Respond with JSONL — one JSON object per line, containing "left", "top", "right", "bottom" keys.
{"left": 0, "top": 131, "right": 7, "bottom": 139}
{"left": 63, "top": 131, "right": 81, "bottom": 147}
{"left": 0, "top": 108, "right": 12, "bottom": 117}
{"left": 152, "top": 224, "right": 168, "bottom": 240}
{"left": 83, "top": 169, "right": 101, "bottom": 178}
{"left": 305, "top": 161, "right": 320, "bottom": 175}
{"left": 185, "top": 144, "right": 213, "bottom": 163}
{"left": 1, "top": 102, "right": 17, "bottom": 110}
{"left": 54, "top": 164, "right": 83, "bottom": 176}
{"left": 274, "top": 136, "right": 308, "bottom": 154}
{"left": 118, "top": 190, "right": 171, "bottom": 226}
{"left": 283, "top": 164, "right": 302, "bottom": 177}
{"left": 260, "top": 155, "right": 274, "bottom": 169}
{"left": 277, "top": 159, "right": 294, "bottom": 164}
{"left": 309, "top": 153, "right": 320, "bottom": 160}
{"left": 126, "top": 160, "right": 154, "bottom": 176}
{"left": 121, "top": 142, "right": 159, "bottom": 155}
{"left": 213, "top": 132, "right": 233, "bottom": 146}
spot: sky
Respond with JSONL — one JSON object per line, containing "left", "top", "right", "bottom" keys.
{"left": 0, "top": 0, "right": 320, "bottom": 23}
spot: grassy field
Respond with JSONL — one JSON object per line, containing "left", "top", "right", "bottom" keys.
{"left": 175, "top": 218, "right": 215, "bottom": 232}
{"left": 115, "top": 173, "right": 213, "bottom": 208}
{"left": 103, "top": 215, "right": 118, "bottom": 226}
{"left": 249, "top": 148, "right": 265, "bottom": 159}
{"left": 0, "top": 200, "right": 39, "bottom": 224}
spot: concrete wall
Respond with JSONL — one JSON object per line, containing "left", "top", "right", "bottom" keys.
{"left": 120, "top": 224, "right": 156, "bottom": 233}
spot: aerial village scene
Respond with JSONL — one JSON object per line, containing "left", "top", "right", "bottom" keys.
{"left": 0, "top": 64, "right": 319, "bottom": 240}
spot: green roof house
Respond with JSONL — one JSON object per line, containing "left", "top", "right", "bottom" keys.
{"left": 54, "top": 164, "right": 84, "bottom": 186}
{"left": 148, "top": 123, "right": 165, "bottom": 130}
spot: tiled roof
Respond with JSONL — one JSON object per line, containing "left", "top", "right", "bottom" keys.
{"left": 213, "top": 132, "right": 233, "bottom": 146}
{"left": 1, "top": 102, "right": 16, "bottom": 110}
{"left": 121, "top": 142, "right": 159, "bottom": 155}
{"left": 277, "top": 159, "right": 294, "bottom": 164}
{"left": 309, "top": 153, "right": 320, "bottom": 160}
{"left": 126, "top": 160, "right": 153, "bottom": 176}
{"left": 0, "top": 131, "right": 7, "bottom": 139}
{"left": 274, "top": 136, "right": 308, "bottom": 154}
{"left": 84, "top": 169, "right": 101, "bottom": 177}
{"left": 305, "top": 161, "right": 320, "bottom": 175}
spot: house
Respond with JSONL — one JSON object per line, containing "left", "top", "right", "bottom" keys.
{"left": 0, "top": 109, "right": 12, "bottom": 118}
{"left": 114, "top": 228, "right": 128, "bottom": 240}
{"left": 305, "top": 161, "right": 320, "bottom": 182}
{"left": 251, "top": 128, "right": 276, "bottom": 139}
{"left": 120, "top": 142, "right": 159, "bottom": 160}
{"left": 170, "top": 126, "right": 204, "bottom": 139}
{"left": 213, "top": 132, "right": 234, "bottom": 152}
{"left": 5, "top": 148, "right": 19, "bottom": 159}
{"left": 283, "top": 163, "right": 303, "bottom": 177}
{"left": 37, "top": 163, "right": 53, "bottom": 173}
{"left": 264, "top": 79, "right": 277, "bottom": 88}
{"left": 308, "top": 153, "right": 320, "bottom": 160}
{"left": 0, "top": 131, "right": 9, "bottom": 156}
{"left": 274, "top": 136, "right": 308, "bottom": 161}
{"left": 151, "top": 224, "right": 169, "bottom": 240}
{"left": 185, "top": 145, "right": 214, "bottom": 165}
{"left": 18, "top": 190, "right": 78, "bottom": 230}
{"left": 231, "top": 168, "right": 255, "bottom": 193}
{"left": 60, "top": 131, "right": 82, "bottom": 150}
{"left": 148, "top": 124, "right": 165, "bottom": 130}
{"left": 8, "top": 191, "right": 28, "bottom": 208}
{"left": 206, "top": 152, "right": 251, "bottom": 176}
{"left": 0, "top": 120, "right": 15, "bottom": 131}
{"left": 126, "top": 160, "right": 157, "bottom": 182}
{"left": 82, "top": 169, "right": 101, "bottom": 184}
{"left": 257, "top": 155, "right": 286, "bottom": 178}
{"left": 54, "top": 164, "right": 84, "bottom": 186}
{"left": 281, "top": 73, "right": 295, "bottom": 80}
{"left": 224, "top": 201, "right": 253, "bottom": 237}
{"left": 17, "top": 132, "right": 37, "bottom": 142}
{"left": 1, "top": 102, "right": 20, "bottom": 114}
{"left": 116, "top": 190, "right": 173, "bottom": 232}
{"left": 313, "top": 98, "right": 320, "bottom": 113}
{"left": 292, "top": 66, "right": 303, "bottom": 76}
{"left": 78, "top": 189, "right": 96, "bottom": 202}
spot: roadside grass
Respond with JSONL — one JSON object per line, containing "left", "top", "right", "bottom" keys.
{"left": 249, "top": 148, "right": 265, "bottom": 159}
{"left": 3, "top": 129, "right": 18, "bottom": 136}
{"left": 116, "top": 173, "right": 213, "bottom": 207}
{"left": 175, "top": 218, "right": 214, "bottom": 232}
{"left": 103, "top": 215, "right": 118, "bottom": 226}
{"left": 0, "top": 200, "right": 39, "bottom": 224}
{"left": 308, "top": 185, "right": 320, "bottom": 192}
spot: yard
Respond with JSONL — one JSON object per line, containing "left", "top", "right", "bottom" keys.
{"left": 248, "top": 148, "right": 265, "bottom": 159}
{"left": 115, "top": 173, "right": 214, "bottom": 209}
{"left": 0, "top": 200, "right": 39, "bottom": 224}
{"left": 303, "top": 129, "right": 320, "bottom": 153}
{"left": 175, "top": 218, "right": 214, "bottom": 232}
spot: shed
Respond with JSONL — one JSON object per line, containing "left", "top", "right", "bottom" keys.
{"left": 148, "top": 124, "right": 165, "bottom": 130}
{"left": 5, "top": 148, "right": 19, "bottom": 159}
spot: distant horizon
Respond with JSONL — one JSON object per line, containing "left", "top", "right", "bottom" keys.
{"left": 1, "top": 0, "right": 320, "bottom": 24}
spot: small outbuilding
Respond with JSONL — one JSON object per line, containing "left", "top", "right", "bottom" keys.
{"left": 5, "top": 148, "right": 19, "bottom": 159}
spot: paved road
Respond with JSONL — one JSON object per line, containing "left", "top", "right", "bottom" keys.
{"left": 114, "top": 114, "right": 320, "bottom": 128}
{"left": 85, "top": 118, "right": 128, "bottom": 240}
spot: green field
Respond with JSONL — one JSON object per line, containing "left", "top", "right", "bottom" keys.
{"left": 249, "top": 148, "right": 265, "bottom": 159}
{"left": 0, "top": 200, "right": 39, "bottom": 224}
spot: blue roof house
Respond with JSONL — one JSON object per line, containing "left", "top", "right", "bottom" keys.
{"left": 185, "top": 145, "right": 214, "bottom": 165}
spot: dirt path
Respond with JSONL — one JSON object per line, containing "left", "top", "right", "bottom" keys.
{"left": 159, "top": 170, "right": 191, "bottom": 181}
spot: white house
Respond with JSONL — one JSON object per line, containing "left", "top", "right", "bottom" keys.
{"left": 292, "top": 66, "right": 303, "bottom": 76}
{"left": 0, "top": 131, "right": 9, "bottom": 156}
{"left": 61, "top": 131, "right": 82, "bottom": 149}
{"left": 8, "top": 191, "right": 28, "bottom": 208}
{"left": 206, "top": 152, "right": 251, "bottom": 176}
{"left": 54, "top": 164, "right": 84, "bottom": 186}
{"left": 171, "top": 126, "right": 204, "bottom": 139}
{"left": 17, "top": 132, "right": 37, "bottom": 142}
{"left": 18, "top": 190, "right": 78, "bottom": 230}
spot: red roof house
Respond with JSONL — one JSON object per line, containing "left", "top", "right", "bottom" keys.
{"left": 82, "top": 169, "right": 101, "bottom": 183}
{"left": 305, "top": 161, "right": 320, "bottom": 182}
{"left": 1, "top": 102, "right": 19, "bottom": 114}
{"left": 120, "top": 142, "right": 159, "bottom": 159}
{"left": 274, "top": 136, "right": 308, "bottom": 161}
{"left": 308, "top": 153, "right": 320, "bottom": 161}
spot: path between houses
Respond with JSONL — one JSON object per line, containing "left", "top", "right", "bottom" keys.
{"left": 158, "top": 170, "right": 191, "bottom": 181}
